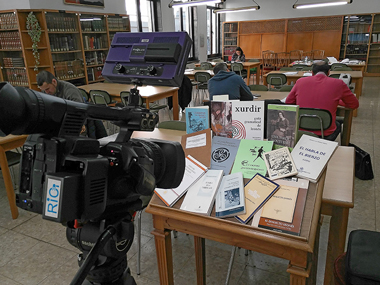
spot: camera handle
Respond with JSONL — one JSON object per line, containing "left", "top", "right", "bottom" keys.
{"left": 70, "top": 223, "right": 136, "bottom": 285}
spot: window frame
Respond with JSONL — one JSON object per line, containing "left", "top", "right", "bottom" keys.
{"left": 206, "top": 5, "right": 221, "bottom": 59}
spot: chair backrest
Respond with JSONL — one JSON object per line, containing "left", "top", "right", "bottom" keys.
{"left": 200, "top": 62, "right": 213, "bottom": 70}
{"left": 275, "top": 52, "right": 290, "bottom": 68}
{"left": 78, "top": 88, "right": 90, "bottom": 102}
{"left": 212, "top": 58, "right": 224, "bottom": 63}
{"left": 312, "top": 50, "right": 325, "bottom": 60}
{"left": 333, "top": 66, "right": 353, "bottom": 71}
{"left": 230, "top": 62, "right": 244, "bottom": 72}
{"left": 293, "top": 64, "right": 308, "bottom": 71}
{"left": 280, "top": 67, "right": 297, "bottom": 71}
{"left": 262, "top": 50, "right": 276, "bottom": 68}
{"left": 194, "top": 71, "right": 211, "bottom": 83}
{"left": 157, "top": 120, "right": 186, "bottom": 131}
{"left": 279, "top": 85, "right": 293, "bottom": 92}
{"left": 249, "top": 84, "right": 268, "bottom": 91}
{"left": 299, "top": 108, "right": 332, "bottom": 139}
{"left": 301, "top": 66, "right": 313, "bottom": 71}
{"left": 331, "top": 63, "right": 348, "bottom": 70}
{"left": 328, "top": 74, "right": 341, "bottom": 79}
{"left": 289, "top": 50, "right": 303, "bottom": 61}
{"left": 266, "top": 73, "right": 287, "bottom": 90}
{"left": 89, "top": 90, "right": 112, "bottom": 105}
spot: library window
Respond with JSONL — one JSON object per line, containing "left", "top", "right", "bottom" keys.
{"left": 126, "top": 0, "right": 153, "bottom": 32}
{"left": 207, "top": 6, "right": 220, "bottom": 57}
{"left": 173, "top": 6, "right": 195, "bottom": 59}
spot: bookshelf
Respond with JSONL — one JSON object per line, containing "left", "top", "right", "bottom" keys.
{"left": 368, "top": 14, "right": 380, "bottom": 75}
{"left": 0, "top": 9, "right": 130, "bottom": 90}
{"left": 222, "top": 22, "right": 238, "bottom": 61}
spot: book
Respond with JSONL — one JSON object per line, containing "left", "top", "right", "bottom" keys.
{"left": 263, "top": 147, "right": 298, "bottom": 180}
{"left": 260, "top": 185, "right": 299, "bottom": 223}
{"left": 210, "top": 101, "right": 265, "bottom": 140}
{"left": 266, "top": 104, "right": 299, "bottom": 148}
{"left": 256, "top": 178, "right": 309, "bottom": 236}
{"left": 154, "top": 155, "right": 207, "bottom": 207}
{"left": 180, "top": 169, "right": 224, "bottom": 215}
{"left": 185, "top": 106, "right": 210, "bottom": 134}
{"left": 181, "top": 129, "right": 212, "bottom": 168}
{"left": 230, "top": 139, "right": 274, "bottom": 179}
{"left": 291, "top": 135, "right": 338, "bottom": 183}
{"left": 210, "top": 136, "right": 241, "bottom": 175}
{"left": 215, "top": 172, "right": 245, "bottom": 218}
{"left": 236, "top": 173, "right": 279, "bottom": 224}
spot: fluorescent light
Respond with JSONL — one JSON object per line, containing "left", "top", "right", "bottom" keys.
{"left": 80, "top": 18, "right": 102, "bottom": 21}
{"left": 169, "top": 0, "right": 222, "bottom": 8}
{"left": 293, "top": 0, "right": 352, "bottom": 9}
{"left": 214, "top": 5, "right": 260, "bottom": 13}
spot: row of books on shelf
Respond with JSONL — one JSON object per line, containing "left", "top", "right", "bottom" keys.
{"left": 81, "top": 19, "right": 106, "bottom": 32}
{"left": 156, "top": 126, "right": 337, "bottom": 236}
{"left": 0, "top": 13, "right": 18, "bottom": 30}
{"left": 224, "top": 47, "right": 236, "bottom": 55}
{"left": 372, "top": 34, "right": 380, "bottom": 43}
{"left": 107, "top": 17, "right": 130, "bottom": 31}
{"left": 347, "top": 33, "right": 369, "bottom": 44}
{"left": 85, "top": 51, "right": 106, "bottom": 66}
{"left": 46, "top": 14, "right": 77, "bottom": 32}
{"left": 87, "top": 66, "right": 103, "bottom": 82}
{"left": 54, "top": 60, "right": 84, "bottom": 80}
{"left": 49, "top": 34, "right": 78, "bottom": 52}
{"left": 3, "top": 68, "right": 28, "bottom": 86}
{"left": 2, "top": 57, "right": 24, "bottom": 67}
{"left": 224, "top": 38, "right": 238, "bottom": 46}
{"left": 0, "top": 31, "right": 22, "bottom": 49}
{"left": 83, "top": 35, "right": 108, "bottom": 50}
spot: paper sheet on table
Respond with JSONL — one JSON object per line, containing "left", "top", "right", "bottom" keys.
{"left": 303, "top": 72, "right": 312, "bottom": 77}
{"left": 283, "top": 72, "right": 298, "bottom": 75}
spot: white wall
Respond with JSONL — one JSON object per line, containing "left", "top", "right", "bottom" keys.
{"left": 28, "top": 0, "right": 126, "bottom": 14}
{"left": 224, "top": 0, "right": 380, "bottom": 22}
{"left": 0, "top": 0, "right": 30, "bottom": 10}
{"left": 160, "top": 0, "right": 175, "bottom": 31}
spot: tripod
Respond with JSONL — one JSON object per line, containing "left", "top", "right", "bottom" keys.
{"left": 67, "top": 214, "right": 137, "bottom": 285}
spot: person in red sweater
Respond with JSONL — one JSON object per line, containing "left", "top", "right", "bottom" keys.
{"left": 285, "top": 61, "right": 359, "bottom": 140}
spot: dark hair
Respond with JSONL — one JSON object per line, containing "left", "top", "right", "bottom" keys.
{"left": 37, "top": 70, "right": 57, "bottom": 86}
{"left": 235, "top": 47, "right": 244, "bottom": 55}
{"left": 312, "top": 61, "right": 330, "bottom": 75}
{"left": 213, "top": 62, "right": 228, "bottom": 74}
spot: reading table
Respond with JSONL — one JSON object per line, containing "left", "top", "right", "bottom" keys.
{"left": 78, "top": 82, "right": 180, "bottom": 120}
{"left": 0, "top": 135, "right": 28, "bottom": 219}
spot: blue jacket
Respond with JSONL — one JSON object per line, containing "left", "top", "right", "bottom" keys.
{"left": 208, "top": 71, "right": 253, "bottom": 101}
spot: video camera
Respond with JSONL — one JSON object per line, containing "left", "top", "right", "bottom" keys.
{"left": 0, "top": 31, "right": 192, "bottom": 285}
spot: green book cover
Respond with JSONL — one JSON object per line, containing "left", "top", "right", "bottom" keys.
{"left": 267, "top": 104, "right": 299, "bottom": 149}
{"left": 231, "top": 139, "right": 274, "bottom": 179}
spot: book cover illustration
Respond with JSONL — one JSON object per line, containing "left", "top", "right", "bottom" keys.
{"left": 211, "top": 101, "right": 265, "bottom": 140}
{"left": 210, "top": 136, "right": 241, "bottom": 175}
{"left": 257, "top": 177, "right": 309, "bottom": 236}
{"left": 236, "top": 173, "right": 279, "bottom": 224}
{"left": 185, "top": 106, "right": 210, "bottom": 134}
{"left": 215, "top": 172, "right": 245, "bottom": 218}
{"left": 154, "top": 155, "right": 207, "bottom": 207}
{"left": 267, "top": 104, "right": 299, "bottom": 148}
{"left": 260, "top": 185, "right": 299, "bottom": 223}
{"left": 231, "top": 139, "right": 274, "bottom": 179}
{"left": 291, "top": 135, "right": 338, "bottom": 182}
{"left": 180, "top": 170, "right": 224, "bottom": 215}
{"left": 264, "top": 147, "right": 298, "bottom": 180}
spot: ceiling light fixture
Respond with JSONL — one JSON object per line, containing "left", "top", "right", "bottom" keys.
{"left": 169, "top": 0, "right": 222, "bottom": 8}
{"left": 293, "top": 0, "right": 352, "bottom": 9}
{"left": 213, "top": 0, "right": 260, "bottom": 14}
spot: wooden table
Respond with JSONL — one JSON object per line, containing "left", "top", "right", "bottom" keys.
{"left": 184, "top": 69, "right": 214, "bottom": 81}
{"left": 78, "top": 82, "right": 180, "bottom": 120}
{"left": 289, "top": 61, "right": 366, "bottom": 73}
{"left": 195, "top": 61, "right": 261, "bottom": 85}
{"left": 321, "top": 146, "right": 355, "bottom": 285}
{"left": 0, "top": 135, "right": 28, "bottom": 219}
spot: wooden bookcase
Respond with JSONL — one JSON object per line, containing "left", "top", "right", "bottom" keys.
{"left": 222, "top": 22, "right": 238, "bottom": 61}
{"left": 0, "top": 9, "right": 130, "bottom": 90}
{"left": 368, "top": 14, "right": 380, "bottom": 76}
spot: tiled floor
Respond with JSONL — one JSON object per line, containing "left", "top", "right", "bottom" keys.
{"left": 0, "top": 77, "right": 379, "bottom": 284}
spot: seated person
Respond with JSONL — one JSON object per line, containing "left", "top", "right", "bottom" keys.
{"left": 285, "top": 61, "right": 359, "bottom": 140}
{"left": 231, "top": 47, "right": 246, "bottom": 62}
{"left": 208, "top": 63, "right": 253, "bottom": 101}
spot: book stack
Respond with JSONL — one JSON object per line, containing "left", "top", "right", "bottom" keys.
{"left": 83, "top": 35, "right": 108, "bottom": 50}
{"left": 108, "top": 17, "right": 130, "bottom": 31}
{"left": 0, "top": 13, "right": 18, "bottom": 30}
{"left": 54, "top": 60, "right": 84, "bottom": 80}
{"left": 3, "top": 57, "right": 24, "bottom": 67}
{"left": 0, "top": 32, "right": 22, "bottom": 49}
{"left": 46, "top": 14, "right": 77, "bottom": 32}
{"left": 49, "top": 34, "right": 77, "bottom": 52}
{"left": 5, "top": 68, "right": 28, "bottom": 86}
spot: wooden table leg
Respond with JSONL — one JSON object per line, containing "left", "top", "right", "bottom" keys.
{"left": 323, "top": 206, "right": 349, "bottom": 285}
{"left": 246, "top": 69, "right": 251, "bottom": 85}
{"left": 151, "top": 228, "right": 174, "bottom": 285}
{"left": 256, "top": 65, "right": 261, "bottom": 85}
{"left": 171, "top": 90, "right": 179, "bottom": 120}
{"left": 0, "top": 147, "right": 19, "bottom": 219}
{"left": 194, "top": 236, "right": 206, "bottom": 285}
{"left": 287, "top": 263, "right": 310, "bottom": 285}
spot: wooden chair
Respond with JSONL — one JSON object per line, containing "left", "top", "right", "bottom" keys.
{"left": 289, "top": 50, "right": 303, "bottom": 61}
{"left": 312, "top": 50, "right": 325, "bottom": 60}
{"left": 303, "top": 51, "right": 313, "bottom": 60}
{"left": 275, "top": 52, "right": 290, "bottom": 69}
{"left": 262, "top": 50, "right": 276, "bottom": 75}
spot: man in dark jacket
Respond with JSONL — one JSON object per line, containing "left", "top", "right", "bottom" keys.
{"left": 208, "top": 63, "right": 253, "bottom": 101}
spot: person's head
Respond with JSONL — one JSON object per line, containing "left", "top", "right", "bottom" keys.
{"left": 235, "top": 47, "right": 244, "bottom": 56}
{"left": 312, "top": 61, "right": 330, "bottom": 76}
{"left": 213, "top": 63, "right": 229, "bottom": 74}
{"left": 37, "top": 70, "right": 58, "bottom": 95}
{"left": 278, "top": 111, "right": 284, "bottom": 119}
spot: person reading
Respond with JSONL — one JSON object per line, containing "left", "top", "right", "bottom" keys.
{"left": 231, "top": 47, "right": 246, "bottom": 62}
{"left": 285, "top": 61, "right": 359, "bottom": 140}
{"left": 208, "top": 63, "right": 253, "bottom": 101}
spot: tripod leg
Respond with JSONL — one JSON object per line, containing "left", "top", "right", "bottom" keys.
{"left": 136, "top": 210, "right": 142, "bottom": 275}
